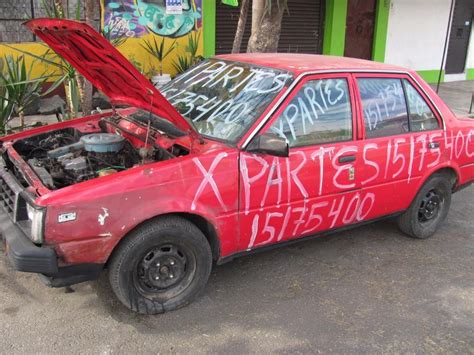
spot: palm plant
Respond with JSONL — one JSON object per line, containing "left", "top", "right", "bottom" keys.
{"left": 40, "top": 0, "right": 81, "bottom": 21}
{"left": 141, "top": 37, "right": 176, "bottom": 76}
{"left": 4, "top": 0, "right": 85, "bottom": 120}
{"left": 102, "top": 21, "right": 129, "bottom": 48}
{"left": 0, "top": 86, "right": 14, "bottom": 135}
{"left": 33, "top": 0, "right": 83, "bottom": 119}
{"left": 187, "top": 30, "right": 201, "bottom": 60}
{"left": 0, "top": 59, "right": 14, "bottom": 133}
{"left": 172, "top": 31, "right": 203, "bottom": 75}
{"left": 0, "top": 56, "right": 46, "bottom": 130}
{"left": 172, "top": 55, "right": 192, "bottom": 75}
{"left": 3, "top": 44, "right": 81, "bottom": 120}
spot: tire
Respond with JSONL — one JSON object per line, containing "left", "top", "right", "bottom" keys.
{"left": 397, "top": 174, "right": 452, "bottom": 239}
{"left": 108, "top": 216, "right": 212, "bottom": 315}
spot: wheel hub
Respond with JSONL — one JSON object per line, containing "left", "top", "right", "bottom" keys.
{"left": 137, "top": 244, "right": 187, "bottom": 291}
{"left": 418, "top": 190, "right": 442, "bottom": 222}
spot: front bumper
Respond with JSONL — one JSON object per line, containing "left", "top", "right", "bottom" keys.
{"left": 1, "top": 209, "right": 58, "bottom": 274}
{"left": 1, "top": 209, "right": 103, "bottom": 287}
{"left": 0, "top": 151, "right": 103, "bottom": 287}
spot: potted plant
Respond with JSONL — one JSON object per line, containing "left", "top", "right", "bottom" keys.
{"left": 141, "top": 37, "right": 176, "bottom": 88}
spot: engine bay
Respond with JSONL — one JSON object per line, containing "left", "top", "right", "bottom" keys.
{"left": 11, "top": 116, "right": 190, "bottom": 190}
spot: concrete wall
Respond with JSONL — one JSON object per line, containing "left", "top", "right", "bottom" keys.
{"left": 385, "top": 0, "right": 452, "bottom": 81}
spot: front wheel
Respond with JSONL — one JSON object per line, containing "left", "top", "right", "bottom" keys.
{"left": 108, "top": 216, "right": 212, "bottom": 314}
{"left": 397, "top": 174, "right": 452, "bottom": 239}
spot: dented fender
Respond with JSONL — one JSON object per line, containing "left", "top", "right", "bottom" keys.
{"left": 41, "top": 149, "right": 240, "bottom": 265}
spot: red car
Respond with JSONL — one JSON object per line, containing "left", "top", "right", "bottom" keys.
{"left": 2, "top": 20, "right": 473, "bottom": 314}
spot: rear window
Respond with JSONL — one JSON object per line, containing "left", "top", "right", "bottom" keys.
{"left": 403, "top": 79, "right": 440, "bottom": 131}
{"left": 357, "top": 78, "right": 409, "bottom": 138}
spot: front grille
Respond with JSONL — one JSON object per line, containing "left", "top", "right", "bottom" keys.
{"left": 0, "top": 174, "right": 16, "bottom": 218}
{"left": 0, "top": 157, "right": 29, "bottom": 224}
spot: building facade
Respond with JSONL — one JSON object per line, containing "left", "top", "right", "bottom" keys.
{"left": 209, "top": 0, "right": 474, "bottom": 83}
{"left": 0, "top": 0, "right": 473, "bottom": 84}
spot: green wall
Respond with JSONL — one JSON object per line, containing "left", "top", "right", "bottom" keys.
{"left": 417, "top": 70, "right": 445, "bottom": 84}
{"left": 322, "top": 0, "right": 348, "bottom": 56}
{"left": 467, "top": 68, "right": 474, "bottom": 80}
{"left": 323, "top": 0, "right": 390, "bottom": 60}
{"left": 372, "top": 0, "right": 390, "bottom": 62}
{"left": 203, "top": 0, "right": 216, "bottom": 58}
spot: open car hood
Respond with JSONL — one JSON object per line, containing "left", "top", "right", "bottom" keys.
{"left": 25, "top": 19, "right": 196, "bottom": 135}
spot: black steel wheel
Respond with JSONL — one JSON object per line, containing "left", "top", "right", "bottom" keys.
{"left": 398, "top": 174, "right": 452, "bottom": 239}
{"left": 108, "top": 216, "right": 212, "bottom": 315}
{"left": 417, "top": 190, "right": 443, "bottom": 223}
{"left": 134, "top": 243, "right": 196, "bottom": 299}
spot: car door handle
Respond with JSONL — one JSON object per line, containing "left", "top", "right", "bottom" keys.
{"left": 338, "top": 155, "right": 356, "bottom": 163}
{"left": 428, "top": 142, "right": 440, "bottom": 149}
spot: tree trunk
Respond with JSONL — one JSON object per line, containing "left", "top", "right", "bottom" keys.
{"left": 64, "top": 80, "right": 76, "bottom": 119}
{"left": 18, "top": 110, "right": 24, "bottom": 131}
{"left": 82, "top": 0, "right": 95, "bottom": 116}
{"left": 247, "top": 0, "right": 285, "bottom": 53}
{"left": 232, "top": 0, "right": 250, "bottom": 53}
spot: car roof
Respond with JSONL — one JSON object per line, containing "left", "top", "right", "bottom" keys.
{"left": 215, "top": 53, "right": 409, "bottom": 76}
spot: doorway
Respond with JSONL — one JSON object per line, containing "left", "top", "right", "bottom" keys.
{"left": 445, "top": 0, "right": 473, "bottom": 74}
{"left": 344, "top": 0, "right": 377, "bottom": 60}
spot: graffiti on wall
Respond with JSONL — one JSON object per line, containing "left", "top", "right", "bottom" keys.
{"left": 101, "top": 0, "right": 202, "bottom": 39}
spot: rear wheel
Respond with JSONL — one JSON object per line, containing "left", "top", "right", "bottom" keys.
{"left": 397, "top": 174, "right": 452, "bottom": 239}
{"left": 108, "top": 216, "right": 212, "bottom": 314}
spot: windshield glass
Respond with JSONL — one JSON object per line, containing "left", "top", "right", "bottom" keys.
{"left": 161, "top": 59, "right": 292, "bottom": 142}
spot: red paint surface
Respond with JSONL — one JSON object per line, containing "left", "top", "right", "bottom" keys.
{"left": 25, "top": 19, "right": 196, "bottom": 136}
{"left": 1, "top": 21, "right": 473, "bottom": 267}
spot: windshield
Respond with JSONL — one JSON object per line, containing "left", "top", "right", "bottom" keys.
{"left": 161, "top": 59, "right": 292, "bottom": 143}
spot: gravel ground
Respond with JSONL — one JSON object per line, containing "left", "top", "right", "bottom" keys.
{"left": 0, "top": 187, "right": 472, "bottom": 353}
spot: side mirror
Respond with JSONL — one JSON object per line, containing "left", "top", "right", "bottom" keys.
{"left": 247, "top": 133, "right": 289, "bottom": 157}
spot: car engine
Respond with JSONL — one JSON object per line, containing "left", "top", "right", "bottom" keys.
{"left": 13, "top": 128, "right": 144, "bottom": 189}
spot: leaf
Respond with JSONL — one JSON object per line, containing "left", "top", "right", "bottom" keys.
{"left": 164, "top": 40, "right": 177, "bottom": 59}
{"left": 75, "top": 0, "right": 82, "bottom": 21}
{"left": 40, "top": 75, "right": 66, "bottom": 97}
{"left": 40, "top": 0, "right": 53, "bottom": 18}
{"left": 141, "top": 37, "right": 175, "bottom": 63}
{"left": 172, "top": 54, "right": 192, "bottom": 75}
{"left": 1, "top": 44, "right": 67, "bottom": 71}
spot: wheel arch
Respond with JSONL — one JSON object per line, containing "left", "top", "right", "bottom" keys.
{"left": 173, "top": 212, "right": 221, "bottom": 261}
{"left": 106, "top": 212, "right": 221, "bottom": 266}
{"left": 402, "top": 166, "right": 459, "bottom": 213}
{"left": 426, "top": 166, "right": 458, "bottom": 190}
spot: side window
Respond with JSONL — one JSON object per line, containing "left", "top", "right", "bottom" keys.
{"left": 358, "top": 78, "right": 409, "bottom": 138}
{"left": 403, "top": 79, "right": 440, "bottom": 131}
{"left": 269, "top": 78, "right": 353, "bottom": 147}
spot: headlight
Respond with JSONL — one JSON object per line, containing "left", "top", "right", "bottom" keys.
{"left": 26, "top": 204, "right": 45, "bottom": 243}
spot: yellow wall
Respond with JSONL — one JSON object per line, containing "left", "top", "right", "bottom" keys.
{"left": 116, "top": 29, "right": 204, "bottom": 77}
{"left": 0, "top": 42, "right": 63, "bottom": 79}
{"left": 0, "top": 28, "right": 204, "bottom": 81}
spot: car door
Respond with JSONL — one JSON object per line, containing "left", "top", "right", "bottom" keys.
{"left": 353, "top": 74, "right": 444, "bottom": 219}
{"left": 238, "top": 73, "right": 369, "bottom": 252}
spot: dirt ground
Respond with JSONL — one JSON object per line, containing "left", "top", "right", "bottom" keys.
{"left": 0, "top": 186, "right": 472, "bottom": 353}
{"left": 0, "top": 81, "right": 473, "bottom": 353}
